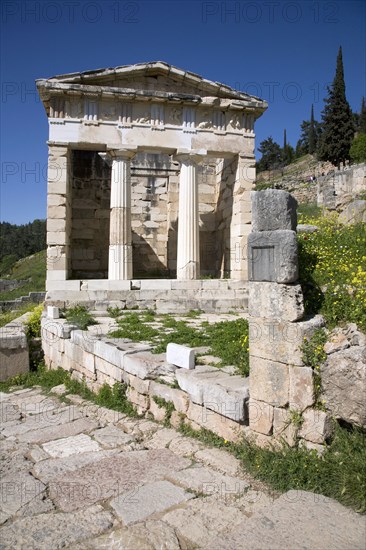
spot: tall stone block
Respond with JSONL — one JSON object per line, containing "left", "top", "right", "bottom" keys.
{"left": 248, "top": 230, "right": 298, "bottom": 283}
{"left": 251, "top": 189, "right": 297, "bottom": 232}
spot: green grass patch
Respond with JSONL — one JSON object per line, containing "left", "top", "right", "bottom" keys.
{"left": 152, "top": 396, "right": 175, "bottom": 426}
{"left": 63, "top": 305, "right": 98, "bottom": 330}
{"left": 110, "top": 312, "right": 249, "bottom": 375}
{"left": 297, "top": 203, "right": 323, "bottom": 220}
{"left": 0, "top": 250, "right": 46, "bottom": 300}
{"left": 0, "top": 303, "right": 40, "bottom": 328}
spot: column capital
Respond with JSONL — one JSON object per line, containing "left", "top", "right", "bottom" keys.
{"left": 174, "top": 148, "right": 207, "bottom": 165}
{"left": 106, "top": 147, "right": 137, "bottom": 160}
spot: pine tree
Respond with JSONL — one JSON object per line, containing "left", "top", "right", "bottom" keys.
{"left": 318, "top": 46, "right": 355, "bottom": 168}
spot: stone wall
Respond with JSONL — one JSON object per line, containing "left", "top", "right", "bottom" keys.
{"left": 317, "top": 163, "right": 366, "bottom": 209}
{"left": 0, "top": 313, "right": 30, "bottom": 381}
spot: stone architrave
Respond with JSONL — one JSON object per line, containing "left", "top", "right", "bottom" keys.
{"left": 108, "top": 149, "right": 136, "bottom": 280}
{"left": 176, "top": 151, "right": 206, "bottom": 280}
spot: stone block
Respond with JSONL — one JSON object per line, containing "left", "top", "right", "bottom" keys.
{"left": 273, "top": 407, "right": 297, "bottom": 446}
{"left": 186, "top": 401, "right": 245, "bottom": 443}
{"left": 248, "top": 230, "right": 298, "bottom": 283}
{"left": 123, "top": 351, "right": 160, "bottom": 379}
{"left": 149, "top": 398, "right": 167, "bottom": 422}
{"left": 150, "top": 380, "right": 189, "bottom": 413}
{"left": 249, "top": 282, "right": 304, "bottom": 321}
{"left": 289, "top": 366, "right": 314, "bottom": 411}
{"left": 127, "top": 387, "right": 149, "bottom": 410}
{"left": 167, "top": 343, "right": 195, "bottom": 370}
{"left": 128, "top": 374, "right": 151, "bottom": 395}
{"left": 249, "top": 357, "right": 289, "bottom": 407}
{"left": 176, "top": 365, "right": 228, "bottom": 405}
{"left": 320, "top": 346, "right": 366, "bottom": 428}
{"left": 249, "top": 315, "right": 325, "bottom": 366}
{"left": 299, "top": 408, "right": 333, "bottom": 444}
{"left": 251, "top": 189, "right": 297, "bottom": 231}
{"left": 0, "top": 348, "right": 29, "bottom": 382}
{"left": 95, "top": 356, "right": 124, "bottom": 383}
{"left": 42, "top": 433, "right": 101, "bottom": 458}
{"left": 110, "top": 480, "right": 193, "bottom": 525}
{"left": 248, "top": 398, "right": 274, "bottom": 435}
{"left": 47, "top": 306, "right": 60, "bottom": 319}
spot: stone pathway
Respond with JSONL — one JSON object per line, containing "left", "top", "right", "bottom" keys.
{"left": 1, "top": 386, "right": 365, "bottom": 549}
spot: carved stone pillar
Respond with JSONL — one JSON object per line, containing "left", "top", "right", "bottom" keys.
{"left": 108, "top": 149, "right": 135, "bottom": 280}
{"left": 175, "top": 151, "right": 205, "bottom": 280}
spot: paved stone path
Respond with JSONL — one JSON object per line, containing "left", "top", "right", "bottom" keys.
{"left": 1, "top": 386, "right": 365, "bottom": 549}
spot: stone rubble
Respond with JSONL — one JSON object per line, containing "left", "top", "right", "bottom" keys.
{"left": 0, "top": 386, "right": 364, "bottom": 549}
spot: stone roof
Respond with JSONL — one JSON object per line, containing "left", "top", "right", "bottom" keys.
{"left": 36, "top": 61, "right": 266, "bottom": 107}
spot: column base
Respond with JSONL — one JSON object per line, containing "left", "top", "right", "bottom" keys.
{"left": 176, "top": 261, "right": 200, "bottom": 280}
{"left": 108, "top": 245, "right": 133, "bottom": 280}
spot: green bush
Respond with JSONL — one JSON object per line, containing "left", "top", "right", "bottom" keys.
{"left": 350, "top": 133, "right": 366, "bottom": 163}
{"left": 25, "top": 303, "right": 44, "bottom": 339}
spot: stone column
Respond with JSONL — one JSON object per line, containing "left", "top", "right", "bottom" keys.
{"left": 46, "top": 143, "right": 71, "bottom": 287}
{"left": 108, "top": 149, "right": 135, "bottom": 280}
{"left": 176, "top": 152, "right": 205, "bottom": 280}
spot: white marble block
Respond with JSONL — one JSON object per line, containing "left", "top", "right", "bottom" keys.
{"left": 167, "top": 343, "right": 195, "bottom": 370}
{"left": 47, "top": 306, "right": 60, "bottom": 319}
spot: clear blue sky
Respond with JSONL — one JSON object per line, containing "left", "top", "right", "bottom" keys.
{"left": 1, "top": 0, "right": 365, "bottom": 224}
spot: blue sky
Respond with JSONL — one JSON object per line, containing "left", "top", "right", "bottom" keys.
{"left": 1, "top": 0, "right": 365, "bottom": 224}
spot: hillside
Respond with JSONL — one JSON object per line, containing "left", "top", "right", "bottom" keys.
{"left": 0, "top": 250, "right": 46, "bottom": 300}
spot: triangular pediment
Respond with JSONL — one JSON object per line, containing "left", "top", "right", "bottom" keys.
{"left": 37, "top": 61, "right": 264, "bottom": 104}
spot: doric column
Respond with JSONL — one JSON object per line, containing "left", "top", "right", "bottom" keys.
{"left": 175, "top": 151, "right": 205, "bottom": 280}
{"left": 108, "top": 149, "right": 136, "bottom": 280}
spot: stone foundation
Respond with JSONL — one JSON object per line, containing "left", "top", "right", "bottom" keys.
{"left": 41, "top": 316, "right": 249, "bottom": 443}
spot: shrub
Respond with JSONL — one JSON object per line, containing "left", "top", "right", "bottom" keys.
{"left": 25, "top": 303, "right": 44, "bottom": 339}
{"left": 63, "top": 304, "right": 97, "bottom": 330}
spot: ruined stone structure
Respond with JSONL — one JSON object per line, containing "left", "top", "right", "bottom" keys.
{"left": 36, "top": 62, "right": 267, "bottom": 310}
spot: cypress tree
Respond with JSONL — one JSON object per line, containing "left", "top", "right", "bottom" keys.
{"left": 359, "top": 96, "right": 366, "bottom": 134}
{"left": 308, "top": 105, "right": 316, "bottom": 154}
{"left": 318, "top": 46, "right": 355, "bottom": 168}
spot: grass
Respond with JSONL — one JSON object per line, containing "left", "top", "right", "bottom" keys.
{"left": 0, "top": 303, "right": 40, "bottom": 328}
{"left": 298, "top": 212, "right": 366, "bottom": 330}
{"left": 0, "top": 250, "right": 46, "bottom": 300}
{"left": 62, "top": 304, "right": 98, "bottom": 330}
{"left": 109, "top": 312, "right": 249, "bottom": 376}
{"left": 180, "top": 421, "right": 366, "bottom": 514}
{"left": 0, "top": 362, "right": 138, "bottom": 417}
{"left": 297, "top": 203, "right": 323, "bottom": 220}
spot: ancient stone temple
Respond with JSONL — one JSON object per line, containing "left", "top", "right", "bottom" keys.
{"left": 36, "top": 62, "right": 267, "bottom": 311}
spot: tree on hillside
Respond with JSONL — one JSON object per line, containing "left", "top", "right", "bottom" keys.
{"left": 282, "top": 129, "right": 295, "bottom": 165}
{"left": 350, "top": 134, "right": 366, "bottom": 163}
{"left": 297, "top": 105, "right": 322, "bottom": 156}
{"left": 358, "top": 97, "right": 366, "bottom": 134}
{"left": 0, "top": 220, "right": 46, "bottom": 262}
{"left": 318, "top": 46, "right": 355, "bottom": 168}
{"left": 256, "top": 136, "right": 282, "bottom": 172}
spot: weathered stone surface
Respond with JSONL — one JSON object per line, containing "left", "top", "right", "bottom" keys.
{"left": 166, "top": 342, "right": 195, "bottom": 369}
{"left": 110, "top": 480, "right": 193, "bottom": 525}
{"left": 299, "top": 408, "right": 333, "bottom": 444}
{"left": 194, "top": 447, "right": 242, "bottom": 476}
{"left": 149, "top": 380, "right": 189, "bottom": 413}
{"left": 289, "top": 366, "right": 315, "bottom": 411}
{"left": 17, "top": 417, "right": 98, "bottom": 444}
{"left": 145, "top": 428, "right": 181, "bottom": 449}
{"left": 74, "top": 520, "right": 181, "bottom": 549}
{"left": 32, "top": 450, "right": 116, "bottom": 484}
{"left": 338, "top": 199, "right": 366, "bottom": 225}
{"left": 42, "top": 433, "right": 101, "bottom": 458}
{"left": 249, "top": 281, "right": 304, "bottom": 321}
{"left": 321, "top": 346, "right": 366, "bottom": 427}
{"left": 0, "top": 471, "right": 46, "bottom": 523}
{"left": 248, "top": 398, "right": 274, "bottom": 435}
{"left": 249, "top": 358, "right": 289, "bottom": 407}
{"left": 163, "top": 496, "right": 244, "bottom": 548}
{"left": 47, "top": 306, "right": 60, "bottom": 319}
{"left": 273, "top": 407, "right": 297, "bottom": 447}
{"left": 0, "top": 505, "right": 114, "bottom": 549}
{"left": 248, "top": 230, "right": 298, "bottom": 283}
{"left": 49, "top": 449, "right": 191, "bottom": 511}
{"left": 168, "top": 436, "right": 204, "bottom": 456}
{"left": 1, "top": 405, "right": 82, "bottom": 438}
{"left": 251, "top": 190, "right": 297, "bottom": 231}
{"left": 204, "top": 490, "right": 366, "bottom": 550}
{"left": 249, "top": 315, "right": 325, "bottom": 366}
{"left": 91, "top": 425, "right": 135, "bottom": 448}
{"left": 166, "top": 464, "right": 249, "bottom": 498}
{"left": 176, "top": 365, "right": 248, "bottom": 421}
